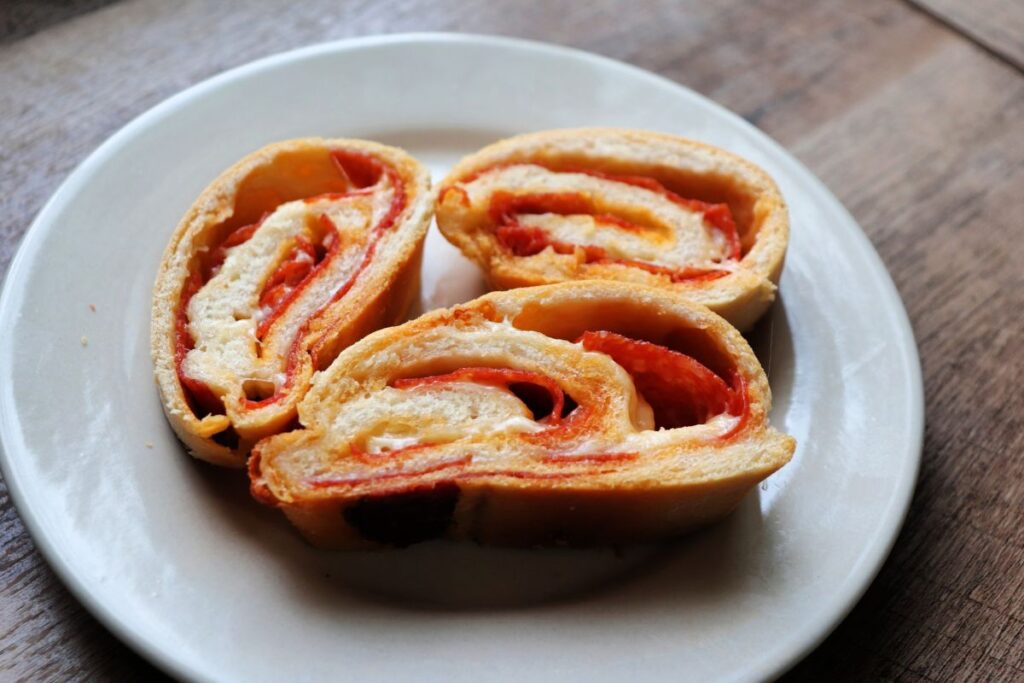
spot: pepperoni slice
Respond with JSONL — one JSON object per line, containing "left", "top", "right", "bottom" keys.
{"left": 394, "top": 367, "right": 567, "bottom": 424}
{"left": 485, "top": 175, "right": 739, "bottom": 278}
{"left": 496, "top": 223, "right": 609, "bottom": 261}
{"left": 309, "top": 456, "right": 473, "bottom": 489}
{"left": 574, "top": 168, "right": 742, "bottom": 260}
{"left": 174, "top": 269, "right": 225, "bottom": 416}
{"left": 488, "top": 190, "right": 593, "bottom": 224}
{"left": 578, "top": 330, "right": 735, "bottom": 429}
{"left": 203, "top": 214, "right": 268, "bottom": 279}
{"left": 331, "top": 149, "right": 386, "bottom": 189}
{"left": 175, "top": 149, "right": 408, "bottom": 416}
{"left": 254, "top": 227, "right": 337, "bottom": 338}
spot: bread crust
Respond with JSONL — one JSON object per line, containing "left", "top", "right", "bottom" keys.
{"left": 250, "top": 281, "right": 795, "bottom": 548}
{"left": 435, "top": 128, "right": 789, "bottom": 331}
{"left": 151, "top": 138, "right": 431, "bottom": 467}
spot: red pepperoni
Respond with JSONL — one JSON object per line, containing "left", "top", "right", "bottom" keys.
{"left": 303, "top": 328, "right": 752, "bottom": 491}
{"left": 578, "top": 330, "right": 736, "bottom": 429}
{"left": 175, "top": 149, "right": 409, "bottom": 419}
{"left": 496, "top": 224, "right": 553, "bottom": 256}
{"left": 567, "top": 168, "right": 742, "bottom": 260}
{"left": 174, "top": 269, "right": 225, "bottom": 416}
{"left": 253, "top": 220, "right": 338, "bottom": 338}
{"left": 394, "top": 367, "right": 566, "bottom": 424}
{"left": 206, "top": 216, "right": 265, "bottom": 274}
{"left": 309, "top": 455, "right": 473, "bottom": 489}
{"left": 330, "top": 149, "right": 385, "bottom": 189}
{"left": 488, "top": 190, "right": 593, "bottom": 224}
{"left": 256, "top": 234, "right": 321, "bottom": 319}
{"left": 692, "top": 201, "right": 741, "bottom": 260}
{"left": 489, "top": 192, "right": 612, "bottom": 261}
{"left": 244, "top": 154, "right": 407, "bottom": 408}
{"left": 466, "top": 163, "right": 743, "bottom": 269}
{"left": 496, "top": 224, "right": 608, "bottom": 261}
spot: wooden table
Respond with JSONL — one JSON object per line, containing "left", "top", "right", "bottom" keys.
{"left": 2, "top": 1, "right": 1022, "bottom": 680}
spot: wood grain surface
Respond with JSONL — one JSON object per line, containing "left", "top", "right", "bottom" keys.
{"left": 1, "top": 1, "right": 1022, "bottom": 681}
{"left": 911, "top": 0, "right": 1024, "bottom": 70}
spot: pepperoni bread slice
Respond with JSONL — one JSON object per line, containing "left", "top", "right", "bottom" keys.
{"left": 435, "top": 128, "right": 789, "bottom": 330}
{"left": 250, "top": 281, "right": 795, "bottom": 548}
{"left": 151, "top": 138, "right": 432, "bottom": 466}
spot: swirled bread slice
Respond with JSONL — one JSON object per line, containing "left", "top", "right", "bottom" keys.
{"left": 151, "top": 138, "right": 432, "bottom": 467}
{"left": 435, "top": 128, "right": 789, "bottom": 330}
{"left": 250, "top": 281, "right": 795, "bottom": 548}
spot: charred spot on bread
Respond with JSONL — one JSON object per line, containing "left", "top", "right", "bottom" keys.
{"left": 343, "top": 483, "right": 460, "bottom": 547}
{"left": 507, "top": 381, "right": 575, "bottom": 422}
{"left": 211, "top": 426, "right": 240, "bottom": 450}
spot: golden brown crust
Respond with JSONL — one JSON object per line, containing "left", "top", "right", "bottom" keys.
{"left": 435, "top": 128, "right": 789, "bottom": 331}
{"left": 250, "top": 281, "right": 795, "bottom": 548}
{"left": 151, "top": 138, "right": 432, "bottom": 467}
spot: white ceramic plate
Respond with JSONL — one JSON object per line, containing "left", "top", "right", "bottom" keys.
{"left": 0, "top": 34, "right": 922, "bottom": 683}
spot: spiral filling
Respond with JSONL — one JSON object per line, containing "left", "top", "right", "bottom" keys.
{"left": 174, "top": 150, "right": 408, "bottom": 420}
{"left": 301, "top": 330, "right": 748, "bottom": 491}
{"left": 444, "top": 162, "right": 741, "bottom": 281}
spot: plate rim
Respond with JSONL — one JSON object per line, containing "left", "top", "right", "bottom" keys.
{"left": 0, "top": 32, "right": 924, "bottom": 683}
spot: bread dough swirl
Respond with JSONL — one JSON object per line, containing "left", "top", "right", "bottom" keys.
{"left": 436, "top": 128, "right": 789, "bottom": 330}
{"left": 151, "top": 139, "right": 432, "bottom": 466}
{"left": 250, "top": 281, "right": 795, "bottom": 548}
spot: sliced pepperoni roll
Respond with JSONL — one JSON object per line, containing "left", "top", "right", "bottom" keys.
{"left": 250, "top": 281, "right": 795, "bottom": 548}
{"left": 151, "top": 139, "right": 432, "bottom": 467}
{"left": 435, "top": 128, "right": 789, "bottom": 330}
